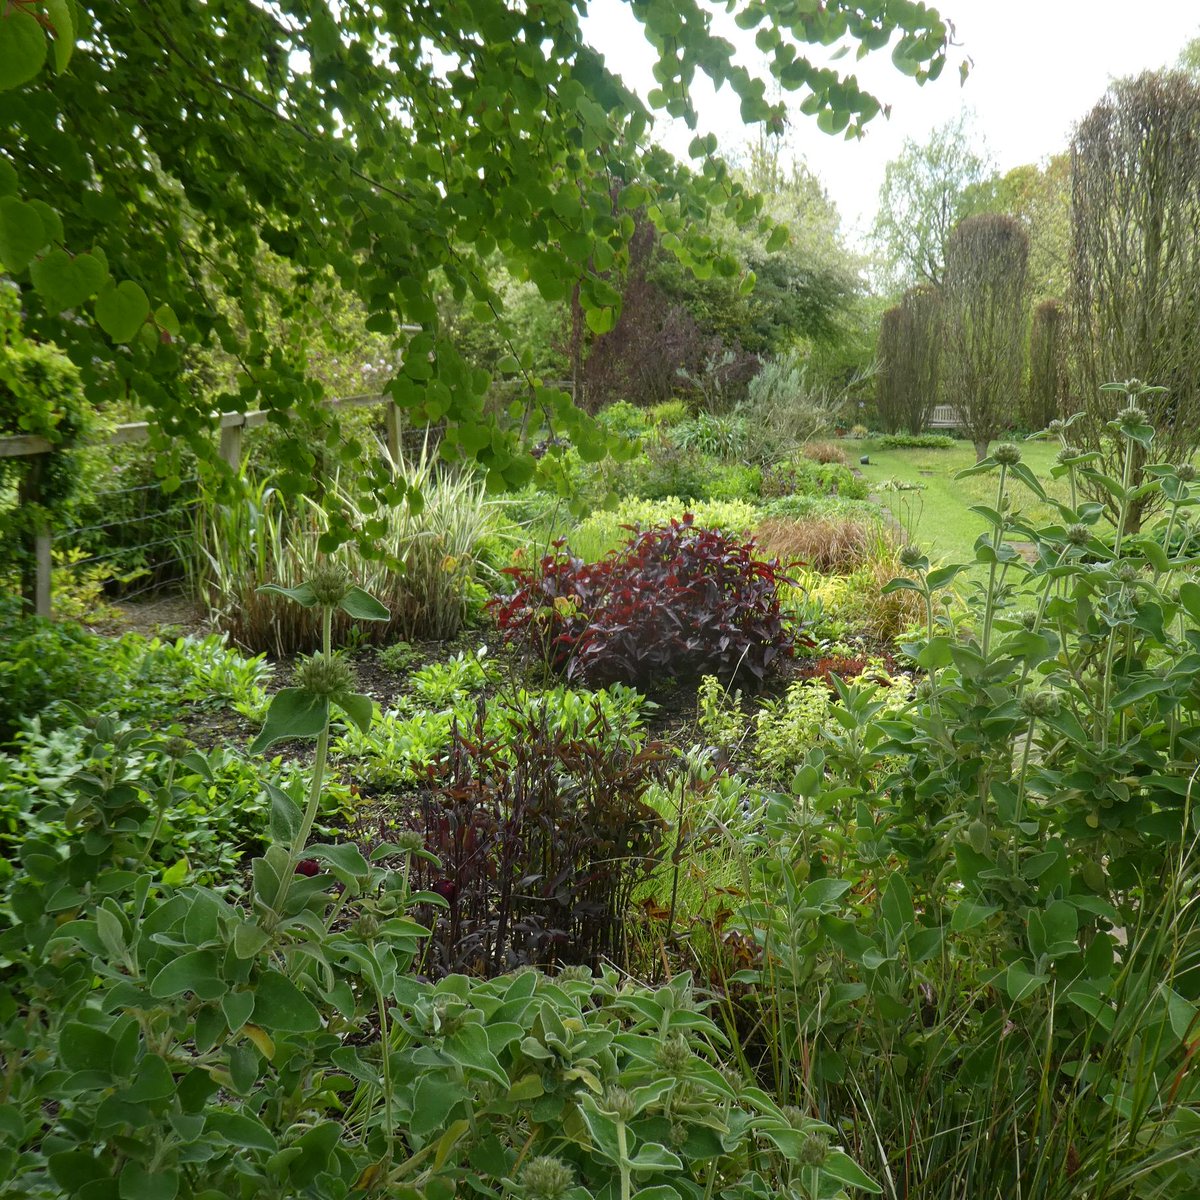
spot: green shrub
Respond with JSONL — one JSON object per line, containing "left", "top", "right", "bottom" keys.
{"left": 757, "top": 493, "right": 880, "bottom": 522}
{"left": 646, "top": 397, "right": 689, "bottom": 426}
{"left": 761, "top": 457, "right": 869, "bottom": 501}
{"left": 594, "top": 399, "right": 649, "bottom": 438}
{"left": 876, "top": 432, "right": 957, "bottom": 449}
{"left": 408, "top": 647, "right": 495, "bottom": 707}
{"left": 567, "top": 496, "right": 760, "bottom": 563}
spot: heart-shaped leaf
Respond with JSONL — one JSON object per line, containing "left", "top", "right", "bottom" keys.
{"left": 0, "top": 196, "right": 46, "bottom": 272}
{"left": 0, "top": 9, "right": 46, "bottom": 91}
{"left": 333, "top": 690, "right": 374, "bottom": 734}
{"left": 95, "top": 279, "right": 150, "bottom": 342}
{"left": 30, "top": 247, "right": 109, "bottom": 312}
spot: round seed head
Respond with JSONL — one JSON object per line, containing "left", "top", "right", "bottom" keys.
{"left": 521, "top": 1157, "right": 573, "bottom": 1200}
{"left": 309, "top": 561, "right": 352, "bottom": 607}
{"left": 993, "top": 442, "right": 1022, "bottom": 466}
{"left": 295, "top": 653, "right": 355, "bottom": 698}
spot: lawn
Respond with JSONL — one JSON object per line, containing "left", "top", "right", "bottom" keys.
{"left": 848, "top": 436, "right": 1070, "bottom": 562}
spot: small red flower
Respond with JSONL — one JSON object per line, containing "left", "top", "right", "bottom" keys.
{"left": 295, "top": 858, "right": 320, "bottom": 877}
{"left": 431, "top": 878, "right": 458, "bottom": 903}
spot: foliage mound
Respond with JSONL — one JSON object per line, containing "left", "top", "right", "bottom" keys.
{"left": 876, "top": 432, "right": 957, "bottom": 449}
{"left": 492, "top": 515, "right": 794, "bottom": 688}
{"left": 755, "top": 514, "right": 894, "bottom": 575}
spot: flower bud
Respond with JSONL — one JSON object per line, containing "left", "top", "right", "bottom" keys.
{"left": 1176, "top": 463, "right": 1197, "bottom": 483}
{"left": 602, "top": 1086, "right": 637, "bottom": 1122}
{"left": 899, "top": 544, "right": 925, "bottom": 568}
{"left": 993, "top": 442, "right": 1022, "bottom": 466}
{"left": 1067, "top": 524, "right": 1091, "bottom": 547}
{"left": 1117, "top": 404, "right": 1147, "bottom": 431}
{"left": 393, "top": 830, "right": 425, "bottom": 855}
{"left": 799, "top": 1132, "right": 830, "bottom": 1166}
{"left": 656, "top": 1033, "right": 692, "bottom": 1075}
{"left": 309, "top": 562, "right": 352, "bottom": 607}
{"left": 521, "top": 1157, "right": 573, "bottom": 1200}
{"left": 295, "top": 653, "right": 355, "bottom": 699}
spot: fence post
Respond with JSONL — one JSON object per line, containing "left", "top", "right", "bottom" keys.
{"left": 219, "top": 416, "right": 243, "bottom": 471}
{"left": 385, "top": 402, "right": 402, "bottom": 466}
{"left": 34, "top": 520, "right": 52, "bottom": 618}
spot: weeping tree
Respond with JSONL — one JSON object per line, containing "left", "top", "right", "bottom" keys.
{"left": 943, "top": 214, "right": 1029, "bottom": 461}
{"left": 875, "top": 304, "right": 908, "bottom": 434}
{"left": 1025, "top": 298, "right": 1068, "bottom": 431}
{"left": 898, "top": 283, "right": 941, "bottom": 433}
{"left": 1069, "top": 71, "right": 1200, "bottom": 525}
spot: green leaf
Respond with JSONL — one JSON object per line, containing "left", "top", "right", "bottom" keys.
{"left": 150, "top": 950, "right": 224, "bottom": 1000}
{"left": 232, "top": 921, "right": 271, "bottom": 960}
{"left": 205, "top": 1110, "right": 278, "bottom": 1153}
{"left": 252, "top": 969, "right": 322, "bottom": 1033}
{"left": 333, "top": 690, "right": 374, "bottom": 734}
{"left": 822, "top": 1151, "right": 882, "bottom": 1193}
{"left": 95, "top": 280, "right": 151, "bottom": 343}
{"left": 880, "top": 872, "right": 914, "bottom": 936}
{"left": 339, "top": 585, "right": 389, "bottom": 621}
{"left": 120, "top": 1163, "right": 179, "bottom": 1200}
{"left": 30, "top": 248, "right": 108, "bottom": 312}
{"left": 257, "top": 582, "right": 318, "bottom": 608}
{"left": 0, "top": 9, "right": 46, "bottom": 91}
{"left": 45, "top": 0, "right": 76, "bottom": 73}
{"left": 59, "top": 1022, "right": 116, "bottom": 1073}
{"left": 0, "top": 196, "right": 46, "bottom": 272}
{"left": 310, "top": 842, "right": 370, "bottom": 877}
{"left": 951, "top": 900, "right": 998, "bottom": 932}
{"left": 220, "top": 989, "right": 256, "bottom": 1037}
{"left": 268, "top": 786, "right": 302, "bottom": 844}
{"left": 249, "top": 688, "right": 329, "bottom": 754}
{"left": 1005, "top": 960, "right": 1049, "bottom": 1002}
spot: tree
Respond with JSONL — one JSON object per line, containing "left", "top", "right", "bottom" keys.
{"left": 1069, "top": 71, "right": 1200, "bottom": 525}
{"left": 871, "top": 111, "right": 992, "bottom": 289}
{"left": 1025, "top": 298, "right": 1067, "bottom": 431}
{"left": 967, "top": 156, "right": 1071, "bottom": 301}
{"left": 943, "top": 214, "right": 1028, "bottom": 461}
{"left": 897, "top": 283, "right": 941, "bottom": 434}
{"left": 0, "top": 1, "right": 957, "bottom": 545}
{"left": 875, "top": 304, "right": 907, "bottom": 433}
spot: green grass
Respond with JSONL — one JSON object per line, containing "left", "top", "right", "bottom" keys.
{"left": 848, "top": 436, "right": 1070, "bottom": 563}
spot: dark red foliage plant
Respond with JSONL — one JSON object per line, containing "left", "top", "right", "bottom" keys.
{"left": 412, "top": 698, "right": 667, "bottom": 977}
{"left": 490, "top": 515, "right": 795, "bottom": 688}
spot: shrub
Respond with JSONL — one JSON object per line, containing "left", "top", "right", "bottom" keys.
{"left": 492, "top": 515, "right": 795, "bottom": 687}
{"left": 594, "top": 399, "right": 649, "bottom": 438}
{"left": 670, "top": 411, "right": 749, "bottom": 460}
{"left": 850, "top": 423, "right": 869, "bottom": 438}
{"left": 646, "top": 397, "right": 689, "bottom": 426}
{"left": 568, "top": 496, "right": 759, "bottom": 563}
{"left": 756, "top": 515, "right": 894, "bottom": 575}
{"left": 757, "top": 494, "right": 881, "bottom": 522}
{"left": 877, "top": 432, "right": 956, "bottom": 449}
{"left": 741, "top": 350, "right": 840, "bottom": 461}
{"left": 412, "top": 698, "right": 668, "bottom": 975}
{"left": 760, "top": 457, "right": 868, "bottom": 501}
{"left": 801, "top": 440, "right": 848, "bottom": 465}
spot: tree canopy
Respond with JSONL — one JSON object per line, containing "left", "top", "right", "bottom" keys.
{"left": 0, "top": 0, "right": 956, "bottom": 544}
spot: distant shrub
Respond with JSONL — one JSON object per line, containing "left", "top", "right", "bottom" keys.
{"left": 568, "top": 497, "right": 758, "bottom": 562}
{"left": 877, "top": 433, "right": 956, "bottom": 449}
{"left": 756, "top": 515, "right": 894, "bottom": 575}
{"left": 594, "top": 399, "right": 649, "bottom": 438}
{"left": 705, "top": 462, "right": 762, "bottom": 500}
{"left": 670, "top": 412, "right": 749, "bottom": 460}
{"left": 850, "top": 424, "right": 869, "bottom": 439}
{"left": 801, "top": 440, "right": 849, "bottom": 465}
{"left": 758, "top": 494, "right": 881, "bottom": 522}
{"left": 491, "top": 515, "right": 794, "bottom": 688}
{"left": 646, "top": 398, "right": 689, "bottom": 426}
{"left": 760, "top": 458, "right": 868, "bottom": 501}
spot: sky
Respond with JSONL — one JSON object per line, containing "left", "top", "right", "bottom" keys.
{"left": 580, "top": 1, "right": 1200, "bottom": 246}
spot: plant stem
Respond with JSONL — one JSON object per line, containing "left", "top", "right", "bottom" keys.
{"left": 982, "top": 465, "right": 1008, "bottom": 659}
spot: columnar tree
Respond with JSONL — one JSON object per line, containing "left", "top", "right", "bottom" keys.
{"left": 1069, "top": 71, "right": 1200, "bottom": 522}
{"left": 943, "top": 214, "right": 1029, "bottom": 461}
{"left": 1025, "top": 298, "right": 1068, "bottom": 431}
{"left": 898, "top": 282, "right": 941, "bottom": 433}
{"left": 875, "top": 304, "right": 908, "bottom": 434}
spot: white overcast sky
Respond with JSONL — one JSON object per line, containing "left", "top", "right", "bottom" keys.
{"left": 581, "top": 1, "right": 1200, "bottom": 245}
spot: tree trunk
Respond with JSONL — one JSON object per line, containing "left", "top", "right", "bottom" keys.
{"left": 973, "top": 438, "right": 990, "bottom": 463}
